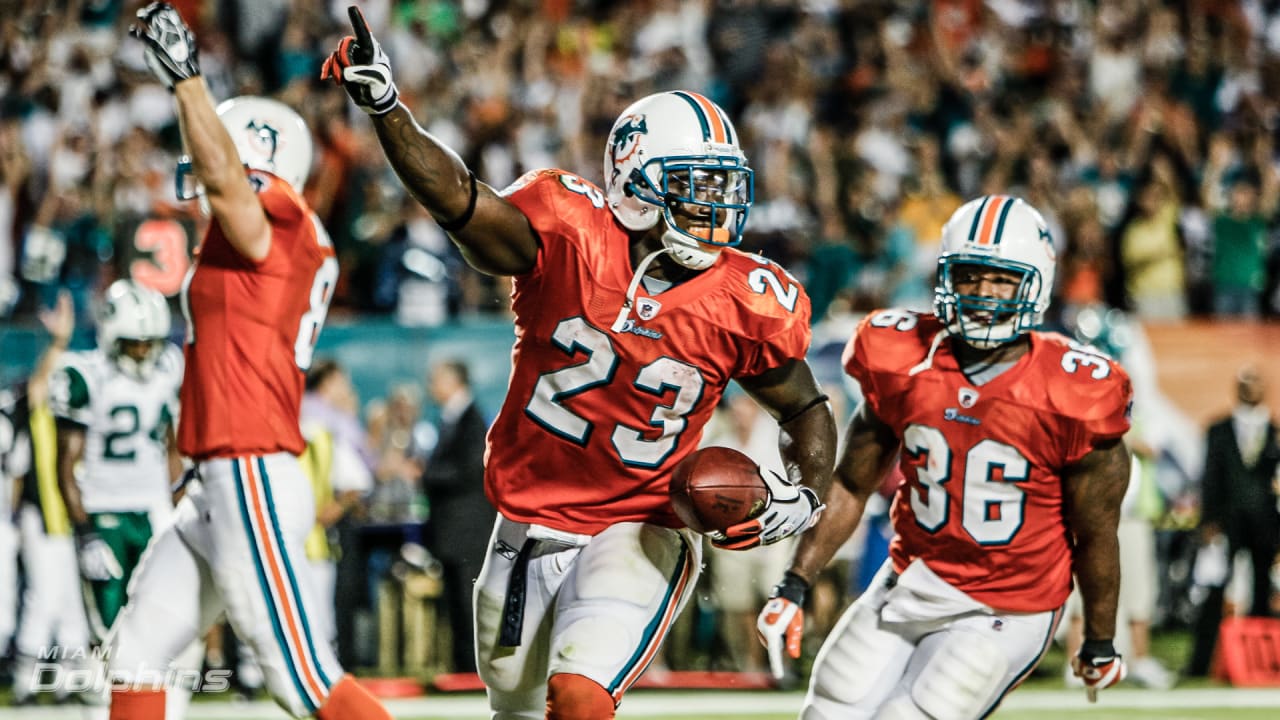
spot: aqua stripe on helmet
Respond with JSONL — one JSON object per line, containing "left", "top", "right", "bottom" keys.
{"left": 670, "top": 91, "right": 711, "bottom": 142}
{"left": 991, "top": 197, "right": 1016, "bottom": 245}
{"left": 966, "top": 196, "right": 992, "bottom": 244}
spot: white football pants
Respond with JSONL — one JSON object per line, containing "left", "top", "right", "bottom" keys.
{"left": 107, "top": 453, "right": 343, "bottom": 718}
{"left": 475, "top": 516, "right": 702, "bottom": 719}
{"left": 804, "top": 562, "right": 1062, "bottom": 720}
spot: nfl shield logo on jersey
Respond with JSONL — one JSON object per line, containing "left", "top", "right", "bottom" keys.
{"left": 958, "top": 387, "right": 979, "bottom": 408}
{"left": 636, "top": 297, "right": 661, "bottom": 321}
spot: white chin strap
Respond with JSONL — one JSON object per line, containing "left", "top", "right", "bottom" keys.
{"left": 611, "top": 247, "right": 671, "bottom": 333}
{"left": 661, "top": 225, "right": 722, "bottom": 271}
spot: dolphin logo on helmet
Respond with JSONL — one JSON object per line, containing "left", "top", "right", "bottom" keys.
{"left": 175, "top": 96, "right": 313, "bottom": 203}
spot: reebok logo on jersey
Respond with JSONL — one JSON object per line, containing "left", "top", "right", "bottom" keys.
{"left": 635, "top": 297, "right": 661, "bottom": 320}
{"left": 958, "top": 387, "right": 979, "bottom": 408}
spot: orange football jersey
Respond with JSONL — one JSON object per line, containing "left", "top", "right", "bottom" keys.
{"left": 178, "top": 171, "right": 337, "bottom": 460}
{"left": 844, "top": 310, "right": 1132, "bottom": 612}
{"left": 489, "top": 170, "right": 811, "bottom": 535}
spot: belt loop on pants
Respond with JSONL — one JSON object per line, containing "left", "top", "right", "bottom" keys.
{"left": 498, "top": 538, "right": 537, "bottom": 647}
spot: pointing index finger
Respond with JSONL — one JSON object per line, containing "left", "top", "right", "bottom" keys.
{"left": 348, "top": 5, "right": 373, "bottom": 47}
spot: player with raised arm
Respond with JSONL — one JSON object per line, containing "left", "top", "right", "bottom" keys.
{"left": 109, "top": 5, "right": 393, "bottom": 720}
{"left": 758, "top": 196, "right": 1131, "bottom": 719}
{"left": 324, "top": 9, "right": 836, "bottom": 719}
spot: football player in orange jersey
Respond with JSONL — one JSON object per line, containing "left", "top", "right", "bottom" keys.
{"left": 324, "top": 8, "right": 836, "bottom": 719}
{"left": 758, "top": 196, "right": 1132, "bottom": 719}
{"left": 108, "top": 5, "right": 395, "bottom": 720}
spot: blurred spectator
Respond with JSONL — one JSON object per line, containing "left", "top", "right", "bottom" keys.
{"left": 1188, "top": 365, "right": 1280, "bottom": 676}
{"left": 2, "top": 1, "right": 1280, "bottom": 323}
{"left": 1118, "top": 155, "right": 1187, "bottom": 320}
{"left": 301, "top": 359, "right": 375, "bottom": 650}
{"left": 419, "top": 359, "right": 491, "bottom": 674}
{"left": 1200, "top": 133, "right": 1279, "bottom": 318}
{"left": 300, "top": 357, "right": 375, "bottom": 471}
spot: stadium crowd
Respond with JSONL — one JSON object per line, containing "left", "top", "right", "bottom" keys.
{"left": 2, "top": 0, "right": 1280, "bottom": 705}
{"left": 4, "top": 0, "right": 1280, "bottom": 327}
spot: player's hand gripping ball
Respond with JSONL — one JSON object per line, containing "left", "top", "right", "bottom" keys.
{"left": 669, "top": 447, "right": 768, "bottom": 542}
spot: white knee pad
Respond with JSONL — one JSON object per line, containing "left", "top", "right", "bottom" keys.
{"left": 877, "top": 695, "right": 934, "bottom": 720}
{"left": 809, "top": 600, "right": 895, "bottom": 709}
{"left": 910, "top": 631, "right": 1008, "bottom": 720}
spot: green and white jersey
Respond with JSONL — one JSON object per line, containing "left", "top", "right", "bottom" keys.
{"left": 48, "top": 345, "right": 183, "bottom": 513}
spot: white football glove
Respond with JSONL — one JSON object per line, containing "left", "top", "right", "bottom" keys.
{"left": 716, "top": 470, "right": 823, "bottom": 550}
{"left": 77, "top": 533, "right": 123, "bottom": 582}
{"left": 757, "top": 572, "right": 808, "bottom": 680}
{"left": 1072, "top": 639, "right": 1127, "bottom": 703}
{"left": 130, "top": 2, "right": 201, "bottom": 89}
{"left": 321, "top": 6, "right": 399, "bottom": 115}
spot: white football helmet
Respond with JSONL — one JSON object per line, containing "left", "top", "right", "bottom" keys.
{"left": 934, "top": 195, "right": 1056, "bottom": 349}
{"left": 177, "top": 96, "right": 313, "bottom": 200}
{"left": 98, "top": 280, "right": 171, "bottom": 381}
{"left": 603, "top": 91, "right": 753, "bottom": 270}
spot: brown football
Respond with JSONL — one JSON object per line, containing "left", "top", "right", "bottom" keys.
{"left": 669, "top": 446, "right": 769, "bottom": 535}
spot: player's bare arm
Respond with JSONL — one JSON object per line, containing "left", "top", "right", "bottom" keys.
{"left": 789, "top": 400, "right": 899, "bottom": 584}
{"left": 165, "top": 424, "right": 182, "bottom": 489}
{"left": 27, "top": 291, "right": 72, "bottom": 407}
{"left": 1063, "top": 437, "right": 1129, "bottom": 644}
{"left": 172, "top": 78, "right": 271, "bottom": 261}
{"left": 131, "top": 3, "right": 271, "bottom": 262}
{"left": 756, "top": 398, "right": 897, "bottom": 678}
{"left": 371, "top": 107, "right": 537, "bottom": 275}
{"left": 54, "top": 420, "right": 90, "bottom": 528}
{"left": 738, "top": 358, "right": 837, "bottom": 501}
{"left": 323, "top": 6, "right": 538, "bottom": 276}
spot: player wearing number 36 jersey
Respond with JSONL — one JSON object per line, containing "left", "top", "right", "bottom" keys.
{"left": 849, "top": 312, "right": 1130, "bottom": 613}
{"left": 762, "top": 195, "right": 1133, "bottom": 720}
{"left": 326, "top": 11, "right": 836, "bottom": 717}
{"left": 108, "top": 6, "right": 395, "bottom": 720}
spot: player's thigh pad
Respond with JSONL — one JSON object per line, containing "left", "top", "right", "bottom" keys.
{"left": 804, "top": 580, "right": 915, "bottom": 718}
{"left": 549, "top": 522, "right": 700, "bottom": 704}
{"left": 893, "top": 608, "right": 1059, "bottom": 720}
{"left": 194, "top": 454, "right": 342, "bottom": 717}
{"left": 475, "top": 516, "right": 581, "bottom": 713}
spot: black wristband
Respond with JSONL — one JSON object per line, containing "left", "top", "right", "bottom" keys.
{"left": 779, "top": 394, "right": 829, "bottom": 426}
{"left": 1080, "top": 638, "right": 1117, "bottom": 662}
{"left": 438, "top": 171, "right": 478, "bottom": 233}
{"left": 772, "top": 571, "right": 810, "bottom": 605}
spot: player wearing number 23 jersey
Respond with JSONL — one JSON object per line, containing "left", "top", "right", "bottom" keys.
{"left": 845, "top": 311, "right": 1131, "bottom": 611}
{"left": 491, "top": 169, "right": 811, "bottom": 535}
{"left": 328, "top": 52, "right": 837, "bottom": 714}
